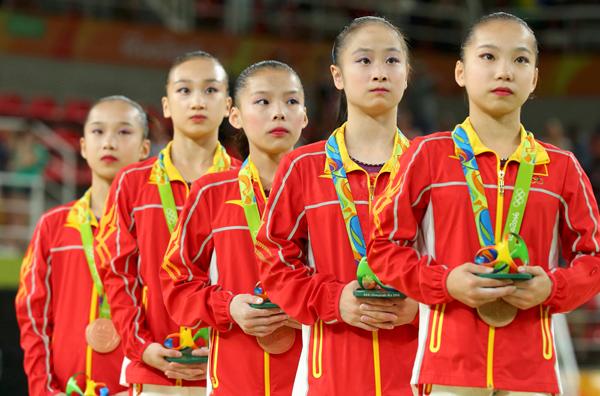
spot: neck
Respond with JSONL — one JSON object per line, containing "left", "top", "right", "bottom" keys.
{"left": 250, "top": 147, "right": 289, "bottom": 191}
{"left": 170, "top": 130, "right": 218, "bottom": 182}
{"left": 469, "top": 108, "right": 522, "bottom": 159}
{"left": 89, "top": 174, "right": 112, "bottom": 219}
{"left": 344, "top": 106, "right": 397, "bottom": 164}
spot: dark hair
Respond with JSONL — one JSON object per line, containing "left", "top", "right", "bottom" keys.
{"left": 232, "top": 60, "right": 304, "bottom": 159}
{"left": 85, "top": 95, "right": 149, "bottom": 139}
{"left": 165, "top": 51, "right": 229, "bottom": 90}
{"left": 332, "top": 16, "right": 410, "bottom": 128}
{"left": 460, "top": 12, "right": 539, "bottom": 66}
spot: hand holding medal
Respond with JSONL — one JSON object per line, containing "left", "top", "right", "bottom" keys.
{"left": 354, "top": 257, "right": 406, "bottom": 298}
{"left": 247, "top": 282, "right": 296, "bottom": 354}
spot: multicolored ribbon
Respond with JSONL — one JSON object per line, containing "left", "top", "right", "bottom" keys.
{"left": 75, "top": 189, "right": 111, "bottom": 319}
{"left": 452, "top": 123, "right": 537, "bottom": 272}
{"left": 238, "top": 157, "right": 267, "bottom": 243}
{"left": 325, "top": 124, "right": 410, "bottom": 266}
{"left": 156, "top": 142, "right": 232, "bottom": 233}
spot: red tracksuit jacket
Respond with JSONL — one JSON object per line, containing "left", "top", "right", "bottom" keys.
{"left": 255, "top": 135, "right": 419, "bottom": 396}
{"left": 160, "top": 168, "right": 302, "bottom": 395}
{"left": 16, "top": 200, "right": 126, "bottom": 396}
{"left": 95, "top": 142, "right": 240, "bottom": 387}
{"left": 368, "top": 118, "right": 600, "bottom": 394}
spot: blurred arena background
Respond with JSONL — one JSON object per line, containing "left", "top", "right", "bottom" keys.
{"left": 0, "top": 0, "right": 598, "bottom": 394}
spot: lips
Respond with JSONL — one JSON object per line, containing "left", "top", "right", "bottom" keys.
{"left": 101, "top": 155, "right": 117, "bottom": 163}
{"left": 492, "top": 87, "right": 513, "bottom": 96}
{"left": 371, "top": 88, "right": 389, "bottom": 93}
{"left": 269, "top": 127, "right": 289, "bottom": 136}
{"left": 190, "top": 115, "right": 207, "bottom": 122}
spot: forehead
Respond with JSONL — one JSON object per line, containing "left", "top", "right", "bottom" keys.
{"left": 470, "top": 20, "right": 535, "bottom": 52}
{"left": 169, "top": 57, "right": 227, "bottom": 85}
{"left": 87, "top": 100, "right": 139, "bottom": 122}
{"left": 243, "top": 69, "right": 303, "bottom": 97}
{"left": 343, "top": 23, "right": 404, "bottom": 54}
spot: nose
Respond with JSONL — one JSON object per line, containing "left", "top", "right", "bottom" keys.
{"left": 371, "top": 61, "right": 388, "bottom": 82}
{"left": 495, "top": 60, "right": 513, "bottom": 81}
{"left": 272, "top": 101, "right": 286, "bottom": 121}
{"left": 190, "top": 92, "right": 206, "bottom": 110}
{"left": 103, "top": 131, "right": 117, "bottom": 150}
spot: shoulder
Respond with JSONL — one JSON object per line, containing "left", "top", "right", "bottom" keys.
{"left": 194, "top": 169, "right": 239, "bottom": 191}
{"left": 40, "top": 201, "right": 76, "bottom": 224}
{"left": 281, "top": 141, "right": 327, "bottom": 167}
{"left": 536, "top": 140, "right": 575, "bottom": 163}
{"left": 229, "top": 156, "right": 243, "bottom": 169}
{"left": 115, "top": 156, "right": 158, "bottom": 185}
{"left": 410, "top": 132, "right": 454, "bottom": 150}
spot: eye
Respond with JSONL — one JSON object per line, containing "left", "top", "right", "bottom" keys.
{"left": 118, "top": 129, "right": 132, "bottom": 135}
{"left": 205, "top": 87, "right": 217, "bottom": 93}
{"left": 92, "top": 128, "right": 102, "bottom": 134}
{"left": 480, "top": 53, "right": 494, "bottom": 61}
{"left": 515, "top": 56, "right": 530, "bottom": 64}
{"left": 287, "top": 98, "right": 300, "bottom": 105}
{"left": 254, "top": 99, "right": 269, "bottom": 105}
{"left": 177, "top": 87, "right": 190, "bottom": 94}
{"left": 357, "top": 57, "right": 371, "bottom": 65}
{"left": 386, "top": 57, "right": 400, "bottom": 64}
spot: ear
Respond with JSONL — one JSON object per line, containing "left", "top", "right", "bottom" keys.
{"left": 405, "top": 64, "right": 410, "bottom": 89}
{"left": 229, "top": 107, "right": 243, "bottom": 130}
{"left": 80, "top": 137, "right": 87, "bottom": 160}
{"left": 224, "top": 96, "right": 232, "bottom": 118}
{"left": 302, "top": 106, "right": 309, "bottom": 129}
{"left": 455, "top": 60, "right": 465, "bottom": 88}
{"left": 161, "top": 96, "right": 171, "bottom": 119}
{"left": 330, "top": 65, "right": 344, "bottom": 91}
{"left": 140, "top": 139, "right": 151, "bottom": 160}
{"left": 531, "top": 68, "right": 539, "bottom": 93}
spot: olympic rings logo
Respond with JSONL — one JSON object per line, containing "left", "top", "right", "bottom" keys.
{"left": 532, "top": 176, "right": 544, "bottom": 184}
{"left": 165, "top": 208, "right": 178, "bottom": 225}
{"left": 512, "top": 188, "right": 526, "bottom": 207}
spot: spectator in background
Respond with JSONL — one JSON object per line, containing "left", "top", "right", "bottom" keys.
{"left": 10, "top": 124, "right": 49, "bottom": 179}
{"left": 544, "top": 117, "right": 573, "bottom": 151}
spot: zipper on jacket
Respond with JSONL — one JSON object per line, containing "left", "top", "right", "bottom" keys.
{"left": 498, "top": 169, "right": 505, "bottom": 196}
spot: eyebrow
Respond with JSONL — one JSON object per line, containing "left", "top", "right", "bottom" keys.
{"left": 352, "top": 47, "right": 401, "bottom": 54}
{"left": 250, "top": 90, "right": 301, "bottom": 95}
{"left": 90, "top": 121, "right": 133, "bottom": 126}
{"left": 173, "top": 78, "right": 222, "bottom": 84}
{"left": 477, "top": 44, "right": 533, "bottom": 54}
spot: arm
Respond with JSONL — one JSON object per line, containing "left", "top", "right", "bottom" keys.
{"left": 15, "top": 216, "right": 62, "bottom": 396}
{"left": 160, "top": 181, "right": 237, "bottom": 332}
{"left": 368, "top": 140, "right": 454, "bottom": 306}
{"left": 94, "top": 170, "right": 154, "bottom": 363}
{"left": 255, "top": 154, "right": 345, "bottom": 325}
{"left": 544, "top": 154, "right": 600, "bottom": 313}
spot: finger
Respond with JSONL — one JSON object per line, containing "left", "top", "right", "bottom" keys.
{"left": 463, "top": 263, "right": 495, "bottom": 274}
{"left": 246, "top": 307, "right": 285, "bottom": 318}
{"left": 191, "top": 348, "right": 209, "bottom": 357}
{"left": 186, "top": 374, "right": 208, "bottom": 381}
{"left": 518, "top": 266, "right": 545, "bottom": 276}
{"left": 501, "top": 295, "right": 528, "bottom": 309}
{"left": 246, "top": 321, "right": 288, "bottom": 335}
{"left": 364, "top": 320, "right": 395, "bottom": 330}
{"left": 352, "top": 321, "right": 381, "bottom": 332}
{"left": 355, "top": 297, "right": 394, "bottom": 306}
{"left": 360, "top": 303, "right": 406, "bottom": 313}
{"left": 165, "top": 369, "right": 205, "bottom": 379}
{"left": 361, "top": 311, "right": 398, "bottom": 324}
{"left": 169, "top": 362, "right": 207, "bottom": 371}
{"left": 475, "top": 285, "right": 517, "bottom": 300}
{"left": 163, "top": 348, "right": 183, "bottom": 359}
{"left": 473, "top": 276, "right": 514, "bottom": 288}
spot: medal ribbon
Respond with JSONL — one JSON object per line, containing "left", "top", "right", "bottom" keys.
{"left": 155, "top": 142, "right": 232, "bottom": 349}
{"left": 76, "top": 189, "right": 111, "bottom": 319}
{"left": 156, "top": 142, "right": 233, "bottom": 233}
{"left": 325, "top": 124, "right": 410, "bottom": 266}
{"left": 238, "top": 157, "right": 267, "bottom": 243}
{"left": 452, "top": 124, "right": 537, "bottom": 271}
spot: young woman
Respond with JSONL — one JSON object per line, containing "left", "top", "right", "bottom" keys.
{"left": 160, "top": 60, "right": 307, "bottom": 395}
{"left": 368, "top": 12, "right": 600, "bottom": 396}
{"left": 254, "top": 17, "right": 419, "bottom": 396}
{"left": 95, "top": 52, "right": 241, "bottom": 396}
{"left": 16, "top": 96, "right": 150, "bottom": 396}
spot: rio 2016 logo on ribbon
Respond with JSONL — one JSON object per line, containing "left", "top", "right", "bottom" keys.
{"left": 512, "top": 188, "right": 526, "bottom": 207}
{"left": 165, "top": 208, "right": 178, "bottom": 226}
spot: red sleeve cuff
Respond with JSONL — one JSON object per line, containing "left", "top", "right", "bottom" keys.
{"left": 542, "top": 270, "right": 561, "bottom": 308}
{"left": 332, "top": 282, "right": 346, "bottom": 325}
{"left": 441, "top": 269, "right": 455, "bottom": 303}
{"left": 225, "top": 293, "right": 235, "bottom": 324}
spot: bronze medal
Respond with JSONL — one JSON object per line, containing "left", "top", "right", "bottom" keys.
{"left": 257, "top": 326, "right": 296, "bottom": 354}
{"left": 477, "top": 299, "right": 518, "bottom": 327}
{"left": 86, "top": 318, "right": 121, "bottom": 353}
